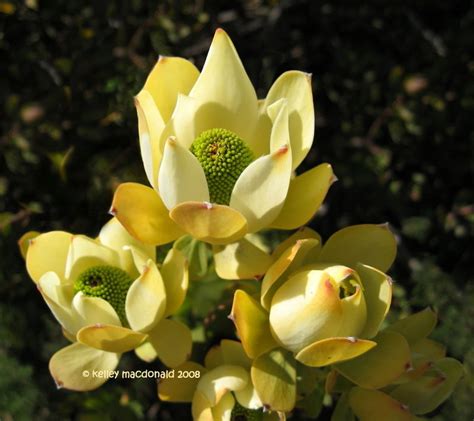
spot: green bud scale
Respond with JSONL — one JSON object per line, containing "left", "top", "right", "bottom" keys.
{"left": 339, "top": 277, "right": 359, "bottom": 299}
{"left": 74, "top": 265, "right": 133, "bottom": 325}
{"left": 231, "top": 400, "right": 263, "bottom": 421}
{"left": 190, "top": 128, "right": 254, "bottom": 205}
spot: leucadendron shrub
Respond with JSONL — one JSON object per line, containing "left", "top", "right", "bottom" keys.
{"left": 17, "top": 24, "right": 464, "bottom": 421}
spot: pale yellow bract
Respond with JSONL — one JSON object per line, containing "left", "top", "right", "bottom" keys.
{"left": 231, "top": 224, "right": 397, "bottom": 368}
{"left": 158, "top": 340, "right": 284, "bottom": 421}
{"left": 111, "top": 28, "right": 335, "bottom": 245}
{"left": 24, "top": 218, "right": 191, "bottom": 391}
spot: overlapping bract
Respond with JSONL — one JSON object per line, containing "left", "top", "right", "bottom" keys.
{"left": 231, "top": 225, "right": 395, "bottom": 364}
{"left": 22, "top": 218, "right": 191, "bottom": 391}
{"left": 111, "top": 28, "right": 334, "bottom": 245}
{"left": 158, "top": 340, "right": 284, "bottom": 421}
{"left": 328, "top": 309, "right": 464, "bottom": 420}
{"left": 222, "top": 225, "right": 396, "bottom": 411}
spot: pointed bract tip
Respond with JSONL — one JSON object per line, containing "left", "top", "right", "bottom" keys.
{"left": 141, "top": 264, "right": 151, "bottom": 275}
{"left": 94, "top": 323, "right": 104, "bottom": 328}
{"left": 203, "top": 201, "right": 213, "bottom": 210}
{"left": 275, "top": 144, "right": 289, "bottom": 156}
{"left": 400, "top": 404, "right": 409, "bottom": 412}
{"left": 347, "top": 336, "right": 358, "bottom": 343}
{"left": 378, "top": 222, "right": 392, "bottom": 231}
{"left": 167, "top": 136, "right": 177, "bottom": 146}
{"left": 292, "top": 239, "right": 304, "bottom": 250}
{"left": 109, "top": 206, "right": 117, "bottom": 216}
{"left": 227, "top": 313, "right": 235, "bottom": 322}
{"left": 324, "top": 278, "right": 334, "bottom": 291}
{"left": 54, "top": 378, "right": 64, "bottom": 390}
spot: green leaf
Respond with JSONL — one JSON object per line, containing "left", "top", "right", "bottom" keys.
{"left": 298, "top": 384, "right": 324, "bottom": 418}
{"left": 386, "top": 308, "right": 437, "bottom": 346}
{"left": 174, "top": 235, "right": 210, "bottom": 279}
{"left": 331, "top": 392, "right": 355, "bottom": 421}
{"left": 349, "top": 387, "right": 413, "bottom": 421}
{"left": 390, "top": 358, "right": 465, "bottom": 415}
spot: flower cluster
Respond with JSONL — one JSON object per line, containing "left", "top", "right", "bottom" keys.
{"left": 21, "top": 28, "right": 462, "bottom": 419}
{"left": 21, "top": 218, "right": 191, "bottom": 391}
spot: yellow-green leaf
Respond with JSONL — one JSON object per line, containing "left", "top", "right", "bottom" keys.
{"left": 26, "top": 231, "right": 72, "bottom": 283}
{"left": 251, "top": 348, "right": 296, "bottom": 412}
{"left": 271, "top": 227, "right": 321, "bottom": 261}
{"left": 18, "top": 230, "right": 40, "bottom": 260}
{"left": 349, "top": 387, "right": 414, "bottom": 421}
{"left": 110, "top": 182, "right": 183, "bottom": 245}
{"left": 160, "top": 247, "right": 189, "bottom": 316}
{"left": 295, "top": 337, "right": 376, "bottom": 367}
{"left": 49, "top": 342, "right": 120, "bottom": 391}
{"left": 77, "top": 323, "right": 147, "bottom": 353}
{"left": 197, "top": 364, "right": 249, "bottom": 406}
{"left": 135, "top": 318, "right": 192, "bottom": 368}
{"left": 170, "top": 201, "right": 247, "bottom": 245}
{"left": 230, "top": 290, "right": 278, "bottom": 358}
{"left": 390, "top": 358, "right": 464, "bottom": 415}
{"left": 125, "top": 260, "right": 166, "bottom": 332}
{"left": 317, "top": 224, "right": 397, "bottom": 273}
{"left": 261, "top": 238, "right": 320, "bottom": 310}
{"left": 386, "top": 308, "right": 437, "bottom": 346}
{"left": 335, "top": 331, "right": 411, "bottom": 389}
{"left": 143, "top": 56, "right": 199, "bottom": 123}
{"left": 271, "top": 163, "right": 335, "bottom": 230}
{"left": 158, "top": 361, "right": 206, "bottom": 402}
{"left": 213, "top": 238, "right": 273, "bottom": 280}
{"left": 357, "top": 263, "right": 392, "bottom": 339}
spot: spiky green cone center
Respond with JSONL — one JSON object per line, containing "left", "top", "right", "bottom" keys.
{"left": 190, "top": 128, "right": 254, "bottom": 205}
{"left": 231, "top": 401, "right": 263, "bottom": 421}
{"left": 338, "top": 277, "right": 359, "bottom": 299}
{"left": 74, "top": 265, "right": 133, "bottom": 325}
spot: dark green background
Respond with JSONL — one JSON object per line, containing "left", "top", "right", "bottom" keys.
{"left": 1, "top": 1, "right": 472, "bottom": 419}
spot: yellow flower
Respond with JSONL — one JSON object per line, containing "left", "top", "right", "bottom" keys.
{"left": 158, "top": 340, "right": 283, "bottom": 420}
{"left": 24, "top": 218, "right": 190, "bottom": 391}
{"left": 111, "top": 28, "right": 335, "bottom": 245}
{"left": 231, "top": 224, "right": 397, "bottom": 367}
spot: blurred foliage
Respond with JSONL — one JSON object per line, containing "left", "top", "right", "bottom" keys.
{"left": 1, "top": 0, "right": 472, "bottom": 419}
